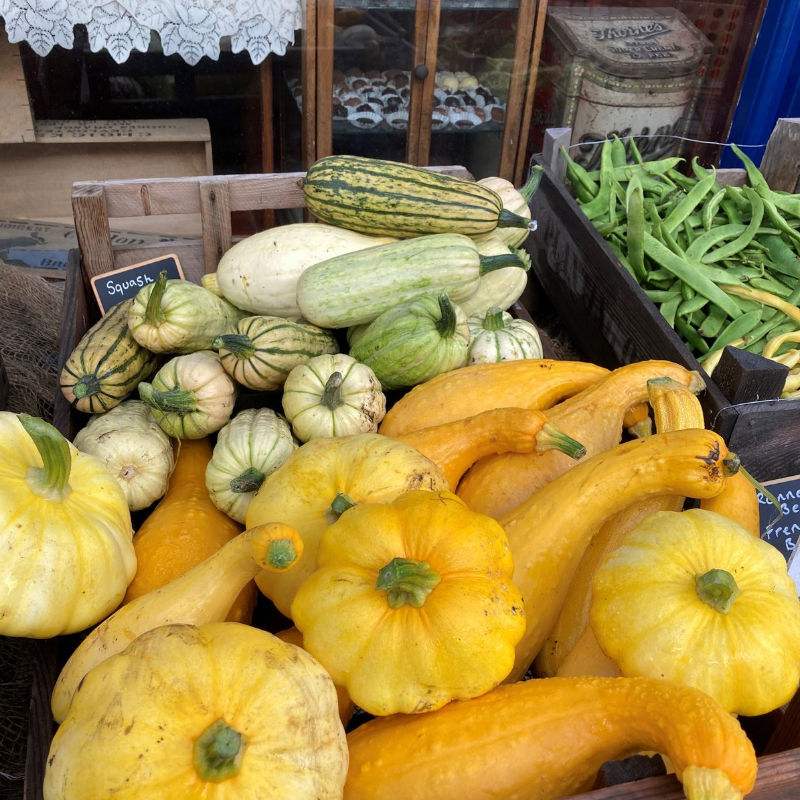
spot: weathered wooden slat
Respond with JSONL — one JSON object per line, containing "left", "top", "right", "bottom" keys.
{"left": 760, "top": 118, "right": 800, "bottom": 193}
{"left": 542, "top": 128, "right": 571, "bottom": 184}
{"left": 765, "top": 692, "right": 800, "bottom": 757}
{"left": 71, "top": 185, "right": 115, "bottom": 281}
{"left": 199, "top": 181, "right": 233, "bottom": 274}
{"left": 713, "top": 346, "right": 788, "bottom": 405}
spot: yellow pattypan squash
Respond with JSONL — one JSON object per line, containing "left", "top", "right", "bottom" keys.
{"left": 44, "top": 622, "right": 348, "bottom": 800}
{"left": 590, "top": 508, "right": 800, "bottom": 716}
{"left": 291, "top": 490, "right": 526, "bottom": 717}
{"left": 247, "top": 432, "right": 448, "bottom": 618}
{"left": 0, "top": 413, "right": 135, "bottom": 637}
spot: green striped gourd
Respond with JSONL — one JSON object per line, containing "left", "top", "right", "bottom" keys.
{"left": 467, "top": 308, "right": 543, "bottom": 365}
{"left": 459, "top": 235, "right": 530, "bottom": 317}
{"left": 302, "top": 155, "right": 534, "bottom": 238}
{"left": 350, "top": 293, "right": 470, "bottom": 390}
{"left": 127, "top": 272, "right": 248, "bottom": 354}
{"left": 60, "top": 300, "right": 158, "bottom": 414}
{"left": 138, "top": 351, "right": 237, "bottom": 439}
{"left": 475, "top": 167, "right": 543, "bottom": 248}
{"left": 213, "top": 316, "right": 339, "bottom": 391}
{"left": 296, "top": 233, "right": 529, "bottom": 329}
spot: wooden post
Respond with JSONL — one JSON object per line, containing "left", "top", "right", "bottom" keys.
{"left": 760, "top": 118, "right": 800, "bottom": 193}
{"left": 542, "top": 128, "right": 572, "bottom": 184}
{"left": 71, "top": 184, "right": 115, "bottom": 282}
{"left": 260, "top": 57, "right": 276, "bottom": 230}
{"left": 712, "top": 346, "right": 788, "bottom": 405}
{"left": 301, "top": 0, "right": 317, "bottom": 170}
{"left": 0, "top": 30, "right": 35, "bottom": 144}
{"left": 199, "top": 181, "right": 233, "bottom": 274}
{"left": 315, "top": 0, "right": 335, "bottom": 161}
{"left": 408, "top": 0, "right": 441, "bottom": 166}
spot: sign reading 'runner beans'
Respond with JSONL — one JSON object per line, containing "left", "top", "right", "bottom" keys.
{"left": 757, "top": 474, "right": 800, "bottom": 561}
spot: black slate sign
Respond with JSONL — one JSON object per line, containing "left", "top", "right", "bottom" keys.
{"left": 90, "top": 254, "right": 185, "bottom": 313}
{"left": 757, "top": 474, "right": 800, "bottom": 562}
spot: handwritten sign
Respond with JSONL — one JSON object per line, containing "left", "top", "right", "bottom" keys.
{"left": 90, "top": 255, "right": 184, "bottom": 313}
{"left": 757, "top": 473, "right": 800, "bottom": 560}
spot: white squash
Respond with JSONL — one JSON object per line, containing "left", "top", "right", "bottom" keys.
{"left": 73, "top": 401, "right": 175, "bottom": 511}
{"left": 459, "top": 233, "right": 530, "bottom": 317}
{"left": 202, "top": 224, "right": 396, "bottom": 317}
{"left": 467, "top": 308, "right": 543, "bottom": 365}
{"left": 205, "top": 409, "right": 298, "bottom": 523}
{"left": 282, "top": 354, "right": 385, "bottom": 442}
{"left": 476, "top": 169, "right": 542, "bottom": 248}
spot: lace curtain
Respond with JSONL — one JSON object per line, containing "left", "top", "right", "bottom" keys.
{"left": 0, "top": 0, "right": 303, "bottom": 65}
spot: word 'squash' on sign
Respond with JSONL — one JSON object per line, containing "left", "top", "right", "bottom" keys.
{"left": 90, "top": 254, "right": 184, "bottom": 313}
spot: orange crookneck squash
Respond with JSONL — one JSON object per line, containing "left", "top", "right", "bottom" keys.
{"left": 292, "top": 490, "right": 525, "bottom": 717}
{"left": 123, "top": 437, "right": 257, "bottom": 624}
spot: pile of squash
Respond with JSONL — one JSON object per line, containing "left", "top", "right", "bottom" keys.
{"left": 1, "top": 157, "right": 799, "bottom": 800}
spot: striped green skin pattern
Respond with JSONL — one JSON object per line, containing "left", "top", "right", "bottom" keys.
{"left": 217, "top": 316, "right": 339, "bottom": 391}
{"left": 303, "top": 155, "right": 504, "bottom": 237}
{"left": 297, "top": 234, "right": 486, "bottom": 329}
{"left": 60, "top": 300, "right": 158, "bottom": 414}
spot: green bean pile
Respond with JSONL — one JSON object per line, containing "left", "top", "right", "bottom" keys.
{"left": 562, "top": 138, "right": 800, "bottom": 371}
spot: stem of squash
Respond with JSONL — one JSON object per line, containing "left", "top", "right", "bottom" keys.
{"left": 535, "top": 423, "right": 587, "bottom": 461}
{"left": 519, "top": 165, "right": 544, "bottom": 203}
{"left": 328, "top": 492, "right": 357, "bottom": 521}
{"left": 229, "top": 467, "right": 266, "bottom": 494}
{"left": 193, "top": 718, "right": 248, "bottom": 783}
{"left": 144, "top": 270, "right": 169, "bottom": 326}
{"left": 267, "top": 539, "right": 299, "bottom": 571}
{"left": 482, "top": 308, "right": 507, "bottom": 331}
{"left": 722, "top": 452, "right": 741, "bottom": 477}
{"left": 320, "top": 372, "right": 345, "bottom": 410}
{"left": 695, "top": 569, "right": 740, "bottom": 614}
{"left": 19, "top": 414, "right": 72, "bottom": 499}
{"left": 479, "top": 253, "right": 530, "bottom": 274}
{"left": 435, "top": 294, "right": 457, "bottom": 337}
{"left": 138, "top": 382, "right": 197, "bottom": 415}
{"left": 212, "top": 334, "right": 255, "bottom": 359}
{"left": 376, "top": 557, "right": 441, "bottom": 609}
{"left": 70, "top": 374, "right": 100, "bottom": 400}
{"left": 497, "top": 208, "right": 536, "bottom": 231}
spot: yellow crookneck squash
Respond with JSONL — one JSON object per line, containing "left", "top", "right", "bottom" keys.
{"left": 291, "top": 490, "right": 525, "bottom": 717}
{"left": 51, "top": 522, "right": 302, "bottom": 724}
{"left": 591, "top": 508, "right": 800, "bottom": 716}
{"left": 378, "top": 359, "right": 609, "bottom": 437}
{"left": 344, "top": 677, "right": 757, "bottom": 800}
{"left": 536, "top": 377, "right": 702, "bottom": 678}
{"left": 0, "top": 413, "right": 135, "bottom": 638}
{"left": 392, "top": 407, "right": 585, "bottom": 489}
{"left": 45, "top": 623, "right": 348, "bottom": 800}
{"left": 123, "top": 437, "right": 257, "bottom": 624}
{"left": 457, "top": 361, "right": 705, "bottom": 520}
{"left": 500, "top": 428, "right": 740, "bottom": 682}
{"left": 247, "top": 433, "right": 448, "bottom": 619}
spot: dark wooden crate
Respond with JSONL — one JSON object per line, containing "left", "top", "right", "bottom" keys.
{"left": 525, "top": 155, "right": 800, "bottom": 484}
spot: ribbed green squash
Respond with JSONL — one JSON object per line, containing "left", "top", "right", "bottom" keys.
{"left": 302, "top": 156, "right": 533, "bottom": 238}
{"left": 213, "top": 316, "right": 339, "bottom": 391}
{"left": 297, "top": 233, "right": 528, "bottom": 329}
{"left": 350, "top": 293, "right": 470, "bottom": 390}
{"left": 467, "top": 308, "right": 543, "bottom": 365}
{"left": 60, "top": 300, "right": 158, "bottom": 414}
{"left": 459, "top": 236, "right": 531, "bottom": 317}
{"left": 128, "top": 272, "right": 247, "bottom": 354}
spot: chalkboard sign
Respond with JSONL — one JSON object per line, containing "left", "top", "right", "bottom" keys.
{"left": 757, "top": 473, "right": 800, "bottom": 562}
{"left": 90, "top": 254, "right": 185, "bottom": 313}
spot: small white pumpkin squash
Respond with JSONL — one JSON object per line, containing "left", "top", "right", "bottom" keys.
{"left": 206, "top": 409, "right": 298, "bottom": 523}
{"left": 282, "top": 354, "right": 385, "bottom": 442}
{"left": 460, "top": 234, "right": 530, "bottom": 317}
{"left": 467, "top": 308, "right": 543, "bottom": 365}
{"left": 73, "top": 400, "right": 175, "bottom": 511}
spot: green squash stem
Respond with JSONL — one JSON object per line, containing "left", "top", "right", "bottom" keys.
{"left": 435, "top": 294, "right": 458, "bottom": 337}
{"left": 138, "top": 382, "right": 197, "bottom": 415}
{"left": 628, "top": 418, "right": 653, "bottom": 439}
{"left": 329, "top": 492, "right": 357, "bottom": 520}
{"left": 320, "top": 372, "right": 345, "bottom": 410}
{"left": 229, "top": 467, "right": 266, "bottom": 494}
{"left": 482, "top": 308, "right": 507, "bottom": 332}
{"left": 496, "top": 208, "right": 536, "bottom": 230}
{"left": 376, "top": 557, "right": 441, "bottom": 609}
{"left": 535, "top": 422, "right": 587, "bottom": 461}
{"left": 213, "top": 334, "right": 255, "bottom": 359}
{"left": 19, "top": 414, "right": 72, "bottom": 499}
{"left": 479, "top": 252, "right": 530, "bottom": 275}
{"left": 722, "top": 452, "right": 741, "bottom": 477}
{"left": 193, "top": 718, "right": 248, "bottom": 783}
{"left": 70, "top": 375, "right": 101, "bottom": 400}
{"left": 519, "top": 166, "right": 544, "bottom": 203}
{"left": 695, "top": 569, "right": 740, "bottom": 614}
{"left": 267, "top": 539, "right": 299, "bottom": 571}
{"left": 144, "top": 270, "right": 169, "bottom": 326}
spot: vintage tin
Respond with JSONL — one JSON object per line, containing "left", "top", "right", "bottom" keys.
{"left": 531, "top": 7, "right": 711, "bottom": 168}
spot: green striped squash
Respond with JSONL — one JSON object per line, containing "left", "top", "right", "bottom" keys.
{"left": 297, "top": 233, "right": 529, "bottom": 329}
{"left": 213, "top": 316, "right": 339, "bottom": 391}
{"left": 60, "top": 300, "right": 159, "bottom": 414}
{"left": 302, "top": 155, "right": 533, "bottom": 238}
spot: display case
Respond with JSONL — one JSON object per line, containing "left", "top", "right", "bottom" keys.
{"left": 299, "top": 0, "right": 549, "bottom": 181}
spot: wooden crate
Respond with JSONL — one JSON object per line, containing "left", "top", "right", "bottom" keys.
{"left": 526, "top": 123, "right": 800, "bottom": 483}
{"left": 45, "top": 169, "right": 800, "bottom": 800}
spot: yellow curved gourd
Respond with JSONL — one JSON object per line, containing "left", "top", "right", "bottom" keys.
{"left": 500, "top": 428, "right": 738, "bottom": 682}
{"left": 458, "top": 361, "right": 704, "bottom": 520}
{"left": 700, "top": 475, "right": 760, "bottom": 536}
{"left": 378, "top": 359, "right": 609, "bottom": 437}
{"left": 556, "top": 627, "right": 622, "bottom": 678}
{"left": 344, "top": 677, "right": 757, "bottom": 800}
{"left": 51, "top": 522, "right": 301, "bottom": 724}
